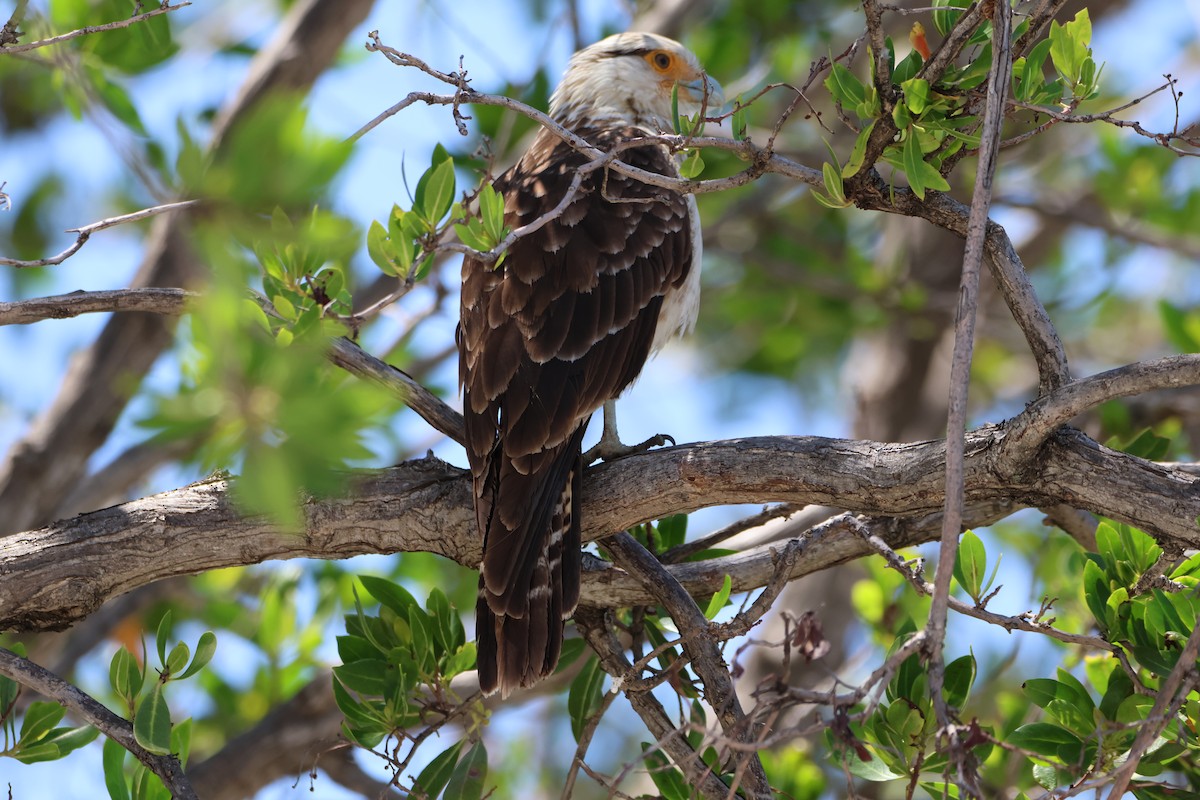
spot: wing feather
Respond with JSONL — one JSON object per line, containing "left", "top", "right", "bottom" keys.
{"left": 461, "top": 124, "right": 694, "bottom": 696}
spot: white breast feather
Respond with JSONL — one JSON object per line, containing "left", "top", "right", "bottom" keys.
{"left": 650, "top": 194, "right": 702, "bottom": 354}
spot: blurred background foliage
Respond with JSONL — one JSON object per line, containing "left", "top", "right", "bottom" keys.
{"left": 1, "top": 0, "right": 1199, "bottom": 797}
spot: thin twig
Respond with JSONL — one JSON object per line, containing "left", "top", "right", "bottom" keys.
{"left": 927, "top": 3, "right": 1012, "bottom": 796}
{"left": 849, "top": 517, "right": 1119, "bottom": 653}
{"left": 602, "top": 533, "right": 773, "bottom": 799}
{"left": 0, "top": 1, "right": 190, "bottom": 55}
{"left": 0, "top": 647, "right": 199, "bottom": 799}
{"left": 1104, "top": 622, "right": 1200, "bottom": 798}
{"left": 0, "top": 200, "right": 200, "bottom": 268}
{"left": 560, "top": 687, "right": 618, "bottom": 800}
{"left": 573, "top": 607, "right": 733, "bottom": 800}
{"left": 661, "top": 504, "right": 800, "bottom": 564}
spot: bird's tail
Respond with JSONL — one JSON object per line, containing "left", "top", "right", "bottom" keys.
{"left": 476, "top": 438, "right": 584, "bottom": 698}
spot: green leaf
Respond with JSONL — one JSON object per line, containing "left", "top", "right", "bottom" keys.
{"left": 679, "top": 149, "right": 705, "bottom": 179}
{"left": 1007, "top": 722, "right": 1081, "bottom": 759}
{"left": 133, "top": 683, "right": 172, "bottom": 756}
{"left": 670, "top": 82, "right": 682, "bottom": 134}
{"left": 408, "top": 605, "right": 435, "bottom": 675}
{"left": 92, "top": 72, "right": 147, "bottom": 136}
{"left": 1032, "top": 762, "right": 1058, "bottom": 791}
{"left": 822, "top": 161, "right": 847, "bottom": 205}
{"left": 901, "top": 131, "right": 950, "bottom": 199}
{"left": 732, "top": 100, "right": 748, "bottom": 140}
{"left": 414, "top": 740, "right": 464, "bottom": 798}
{"left": 932, "top": 0, "right": 971, "bottom": 37}
{"left": 454, "top": 220, "right": 491, "bottom": 252}
{"left": 891, "top": 49, "right": 923, "bottom": 86}
{"left": 103, "top": 737, "right": 132, "bottom": 800}
{"left": 656, "top": 514, "right": 688, "bottom": 550}
{"left": 704, "top": 574, "right": 733, "bottom": 620}
{"left": 567, "top": 656, "right": 606, "bottom": 742}
{"left": 1049, "top": 10, "right": 1092, "bottom": 86}
{"left": 176, "top": 632, "right": 217, "bottom": 680}
{"left": 16, "top": 724, "right": 99, "bottom": 763}
{"left": 19, "top": 701, "right": 65, "bottom": 746}
{"left": 478, "top": 184, "right": 506, "bottom": 243}
{"left": 843, "top": 120, "right": 877, "bottom": 178}
{"left": 366, "top": 219, "right": 396, "bottom": 276}
{"left": 170, "top": 718, "right": 193, "bottom": 769}
{"left": 416, "top": 156, "right": 456, "bottom": 226}
{"left": 555, "top": 638, "right": 587, "bottom": 674}
{"left": 901, "top": 78, "right": 931, "bottom": 115}
{"left": 359, "top": 575, "right": 420, "bottom": 619}
{"left": 943, "top": 654, "right": 976, "bottom": 709}
{"left": 444, "top": 740, "right": 488, "bottom": 800}
{"left": 953, "top": 530, "right": 987, "bottom": 601}
{"left": 109, "top": 646, "right": 144, "bottom": 710}
{"left": 641, "top": 744, "right": 691, "bottom": 800}
{"left": 333, "top": 660, "right": 392, "bottom": 697}
{"left": 164, "top": 641, "right": 189, "bottom": 678}
{"left": 155, "top": 611, "right": 172, "bottom": 667}
{"left": 825, "top": 63, "right": 867, "bottom": 110}
{"left": 841, "top": 744, "right": 905, "bottom": 781}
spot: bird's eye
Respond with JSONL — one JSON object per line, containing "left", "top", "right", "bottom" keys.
{"left": 649, "top": 51, "right": 673, "bottom": 71}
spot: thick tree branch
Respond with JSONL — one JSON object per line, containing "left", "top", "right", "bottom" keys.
{"left": 0, "top": 647, "right": 198, "bottom": 799}
{"left": 0, "top": 288, "right": 194, "bottom": 325}
{"left": 1002, "top": 354, "right": 1200, "bottom": 469}
{"left": 4, "top": 425, "right": 1200, "bottom": 633}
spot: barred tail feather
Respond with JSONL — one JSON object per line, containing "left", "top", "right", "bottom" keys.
{"left": 476, "top": 435, "right": 584, "bottom": 698}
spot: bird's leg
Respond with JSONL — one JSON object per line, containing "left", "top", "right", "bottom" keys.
{"left": 583, "top": 399, "right": 675, "bottom": 464}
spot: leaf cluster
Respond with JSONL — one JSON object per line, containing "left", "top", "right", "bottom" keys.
{"left": 820, "top": 6, "right": 1102, "bottom": 203}
{"left": 0, "top": 645, "right": 98, "bottom": 766}
{"left": 829, "top": 631, "right": 983, "bottom": 797}
{"left": 334, "top": 576, "right": 474, "bottom": 734}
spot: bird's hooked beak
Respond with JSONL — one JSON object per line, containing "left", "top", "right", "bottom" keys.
{"left": 678, "top": 73, "right": 726, "bottom": 117}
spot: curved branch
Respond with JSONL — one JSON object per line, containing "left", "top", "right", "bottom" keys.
{"left": 1002, "top": 354, "right": 1200, "bottom": 468}
{"left": 4, "top": 428, "right": 1200, "bottom": 633}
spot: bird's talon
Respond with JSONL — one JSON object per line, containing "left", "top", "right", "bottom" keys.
{"left": 585, "top": 431, "right": 675, "bottom": 464}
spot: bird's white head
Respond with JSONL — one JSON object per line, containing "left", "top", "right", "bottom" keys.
{"left": 548, "top": 32, "right": 724, "bottom": 131}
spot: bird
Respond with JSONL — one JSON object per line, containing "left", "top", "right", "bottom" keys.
{"left": 458, "top": 31, "right": 723, "bottom": 697}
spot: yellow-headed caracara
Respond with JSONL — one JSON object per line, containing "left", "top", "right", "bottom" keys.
{"left": 458, "top": 32, "right": 722, "bottom": 697}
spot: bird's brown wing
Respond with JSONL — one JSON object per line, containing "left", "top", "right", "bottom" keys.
{"left": 459, "top": 125, "right": 694, "bottom": 695}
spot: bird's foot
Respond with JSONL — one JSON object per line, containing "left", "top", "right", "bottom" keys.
{"left": 584, "top": 431, "right": 676, "bottom": 464}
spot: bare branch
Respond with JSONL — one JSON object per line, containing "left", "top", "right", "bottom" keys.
{"left": 327, "top": 337, "right": 465, "bottom": 446}
{"left": 927, "top": 6, "right": 1013, "bottom": 781}
{"left": 849, "top": 516, "right": 1117, "bottom": 652}
{"left": 0, "top": 647, "right": 198, "bottom": 799}
{"left": 0, "top": 1, "right": 190, "bottom": 55}
{"left": 0, "top": 288, "right": 194, "bottom": 326}
{"left": 1009, "top": 78, "right": 1200, "bottom": 157}
{"left": 1001, "top": 354, "right": 1200, "bottom": 469}
{"left": 0, "top": 200, "right": 200, "bottom": 268}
